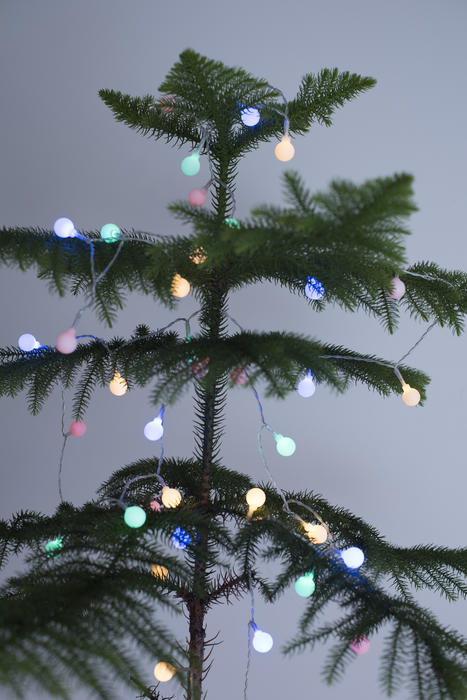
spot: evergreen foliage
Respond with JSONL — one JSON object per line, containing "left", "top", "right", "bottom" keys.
{"left": 1, "top": 49, "right": 467, "bottom": 700}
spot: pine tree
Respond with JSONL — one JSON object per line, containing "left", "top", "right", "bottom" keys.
{"left": 1, "top": 49, "right": 467, "bottom": 700}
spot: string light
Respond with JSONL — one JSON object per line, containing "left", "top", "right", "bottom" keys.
{"left": 246, "top": 487, "right": 266, "bottom": 517}
{"left": 53, "top": 217, "right": 77, "bottom": 238}
{"left": 350, "top": 635, "right": 370, "bottom": 655}
{"left": 69, "top": 421, "right": 86, "bottom": 437}
{"left": 341, "top": 546, "right": 365, "bottom": 569}
{"left": 45, "top": 537, "right": 63, "bottom": 558}
{"left": 274, "top": 433, "right": 296, "bottom": 457}
{"left": 188, "top": 187, "right": 208, "bottom": 206}
{"left": 250, "top": 623, "right": 273, "bottom": 653}
{"left": 171, "top": 274, "right": 191, "bottom": 298}
{"left": 303, "top": 522, "right": 328, "bottom": 544}
{"left": 190, "top": 357, "right": 209, "bottom": 378}
{"left": 240, "top": 107, "right": 260, "bottom": 126}
{"left": 297, "top": 371, "right": 316, "bottom": 398}
{"left": 294, "top": 572, "right": 315, "bottom": 597}
{"left": 231, "top": 365, "right": 249, "bottom": 385}
{"left": 150, "top": 499, "right": 162, "bottom": 511}
{"left": 18, "top": 333, "right": 40, "bottom": 351}
{"left": 151, "top": 564, "right": 169, "bottom": 580}
{"left": 274, "top": 134, "right": 295, "bottom": 162}
{"left": 100, "top": 223, "right": 121, "bottom": 243}
{"left": 401, "top": 382, "right": 420, "bottom": 407}
{"left": 144, "top": 410, "right": 164, "bottom": 441}
{"left": 190, "top": 247, "right": 207, "bottom": 264}
{"left": 109, "top": 371, "right": 128, "bottom": 396}
{"left": 56, "top": 328, "right": 77, "bottom": 354}
{"left": 305, "top": 276, "right": 325, "bottom": 300}
{"left": 225, "top": 217, "right": 240, "bottom": 228}
{"left": 181, "top": 152, "right": 201, "bottom": 176}
{"left": 160, "top": 95, "right": 175, "bottom": 113}
{"left": 153, "top": 662, "right": 176, "bottom": 682}
{"left": 124, "top": 505, "right": 147, "bottom": 528}
{"left": 161, "top": 486, "right": 182, "bottom": 508}
{"left": 172, "top": 526, "right": 191, "bottom": 549}
{"left": 387, "top": 276, "right": 406, "bottom": 300}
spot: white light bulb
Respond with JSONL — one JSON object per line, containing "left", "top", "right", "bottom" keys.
{"left": 53, "top": 217, "right": 76, "bottom": 238}
{"left": 341, "top": 546, "right": 365, "bottom": 569}
{"left": 297, "top": 372, "right": 316, "bottom": 398}
{"left": 252, "top": 629, "right": 273, "bottom": 653}
{"left": 18, "top": 333, "right": 37, "bottom": 352}
{"left": 144, "top": 417, "right": 164, "bottom": 441}
{"left": 241, "top": 107, "right": 260, "bottom": 126}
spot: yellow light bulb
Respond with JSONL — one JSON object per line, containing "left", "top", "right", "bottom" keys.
{"left": 190, "top": 247, "right": 207, "bottom": 265}
{"left": 151, "top": 564, "right": 169, "bottom": 580}
{"left": 402, "top": 383, "right": 421, "bottom": 407}
{"left": 274, "top": 135, "right": 295, "bottom": 162}
{"left": 303, "top": 522, "right": 328, "bottom": 544}
{"left": 109, "top": 371, "right": 128, "bottom": 396}
{"left": 153, "top": 661, "right": 176, "bottom": 682}
{"left": 171, "top": 274, "right": 190, "bottom": 298}
{"left": 161, "top": 486, "right": 182, "bottom": 509}
{"left": 246, "top": 488, "right": 266, "bottom": 514}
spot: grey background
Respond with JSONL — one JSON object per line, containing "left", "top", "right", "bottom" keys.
{"left": 1, "top": 0, "right": 466, "bottom": 698}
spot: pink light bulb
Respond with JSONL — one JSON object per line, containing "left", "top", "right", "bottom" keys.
{"left": 231, "top": 365, "right": 249, "bottom": 385}
{"left": 350, "top": 635, "right": 370, "bottom": 655}
{"left": 69, "top": 421, "right": 87, "bottom": 437}
{"left": 387, "top": 276, "right": 406, "bottom": 300}
{"left": 160, "top": 95, "right": 175, "bottom": 113}
{"left": 56, "top": 328, "right": 77, "bottom": 354}
{"left": 188, "top": 188, "right": 207, "bottom": 207}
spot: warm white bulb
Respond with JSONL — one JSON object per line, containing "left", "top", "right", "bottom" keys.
{"left": 109, "top": 371, "right": 128, "bottom": 396}
{"left": 171, "top": 274, "right": 190, "bottom": 298}
{"left": 153, "top": 661, "right": 176, "bottom": 682}
{"left": 246, "top": 488, "right": 266, "bottom": 511}
{"left": 151, "top": 564, "right": 169, "bottom": 580}
{"left": 274, "top": 135, "right": 295, "bottom": 162}
{"left": 161, "top": 486, "right": 182, "bottom": 508}
{"left": 303, "top": 522, "right": 328, "bottom": 544}
{"left": 402, "top": 384, "right": 420, "bottom": 407}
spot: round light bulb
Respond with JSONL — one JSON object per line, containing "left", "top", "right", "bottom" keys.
{"left": 275, "top": 434, "right": 296, "bottom": 457}
{"left": 171, "top": 274, "right": 191, "bottom": 298}
{"left": 151, "top": 564, "right": 169, "bottom": 580}
{"left": 246, "top": 488, "right": 266, "bottom": 511}
{"left": 274, "top": 135, "right": 295, "bottom": 162}
{"left": 18, "top": 333, "right": 37, "bottom": 352}
{"left": 144, "top": 417, "right": 164, "bottom": 441}
{"left": 295, "top": 572, "right": 316, "bottom": 597}
{"left": 153, "top": 661, "right": 176, "bottom": 682}
{"left": 305, "top": 276, "right": 325, "bottom": 300}
{"left": 109, "top": 371, "right": 128, "bottom": 396}
{"left": 350, "top": 635, "right": 370, "bottom": 655}
{"left": 224, "top": 217, "right": 240, "bottom": 229}
{"left": 241, "top": 107, "right": 260, "bottom": 126}
{"left": 181, "top": 153, "right": 200, "bottom": 176}
{"left": 69, "top": 420, "right": 87, "bottom": 437}
{"left": 56, "top": 328, "right": 77, "bottom": 354}
{"left": 100, "top": 223, "right": 121, "bottom": 243}
{"left": 124, "top": 505, "right": 146, "bottom": 529}
{"left": 341, "top": 546, "right": 365, "bottom": 569}
{"left": 188, "top": 188, "right": 207, "bottom": 206}
{"left": 297, "top": 372, "right": 316, "bottom": 398}
{"left": 160, "top": 95, "right": 175, "bottom": 113}
{"left": 190, "top": 247, "right": 207, "bottom": 264}
{"left": 402, "top": 384, "right": 420, "bottom": 407}
{"left": 45, "top": 537, "right": 63, "bottom": 558}
{"left": 161, "top": 486, "right": 182, "bottom": 509}
{"left": 387, "top": 276, "right": 406, "bottom": 300}
{"left": 252, "top": 629, "right": 273, "bottom": 653}
{"left": 303, "top": 523, "right": 328, "bottom": 544}
{"left": 53, "top": 217, "right": 76, "bottom": 238}
{"left": 172, "top": 526, "right": 191, "bottom": 550}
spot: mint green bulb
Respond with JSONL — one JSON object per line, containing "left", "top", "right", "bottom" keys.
{"left": 295, "top": 572, "right": 315, "bottom": 597}
{"left": 181, "top": 153, "right": 200, "bottom": 176}
{"left": 45, "top": 537, "right": 63, "bottom": 558}
{"left": 100, "top": 223, "right": 121, "bottom": 243}
{"left": 124, "top": 505, "right": 147, "bottom": 528}
{"left": 225, "top": 217, "right": 240, "bottom": 228}
{"left": 275, "top": 434, "right": 296, "bottom": 457}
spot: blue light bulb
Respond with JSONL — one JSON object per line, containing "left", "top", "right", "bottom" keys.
{"left": 172, "top": 527, "right": 191, "bottom": 549}
{"left": 305, "top": 276, "right": 325, "bottom": 300}
{"left": 181, "top": 153, "right": 201, "bottom": 176}
{"left": 240, "top": 107, "right": 260, "bottom": 127}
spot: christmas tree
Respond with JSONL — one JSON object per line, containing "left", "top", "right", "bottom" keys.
{"left": 1, "top": 49, "right": 467, "bottom": 700}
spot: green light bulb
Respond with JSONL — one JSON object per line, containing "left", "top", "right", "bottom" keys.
{"left": 295, "top": 572, "right": 315, "bottom": 597}
{"left": 124, "top": 505, "right": 147, "bottom": 528}
{"left": 45, "top": 537, "right": 63, "bottom": 558}
{"left": 275, "top": 434, "right": 296, "bottom": 457}
{"left": 224, "top": 217, "right": 240, "bottom": 228}
{"left": 100, "top": 223, "right": 121, "bottom": 243}
{"left": 181, "top": 153, "right": 200, "bottom": 176}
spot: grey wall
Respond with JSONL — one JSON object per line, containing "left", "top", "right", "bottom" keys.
{"left": 1, "top": 0, "right": 466, "bottom": 698}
